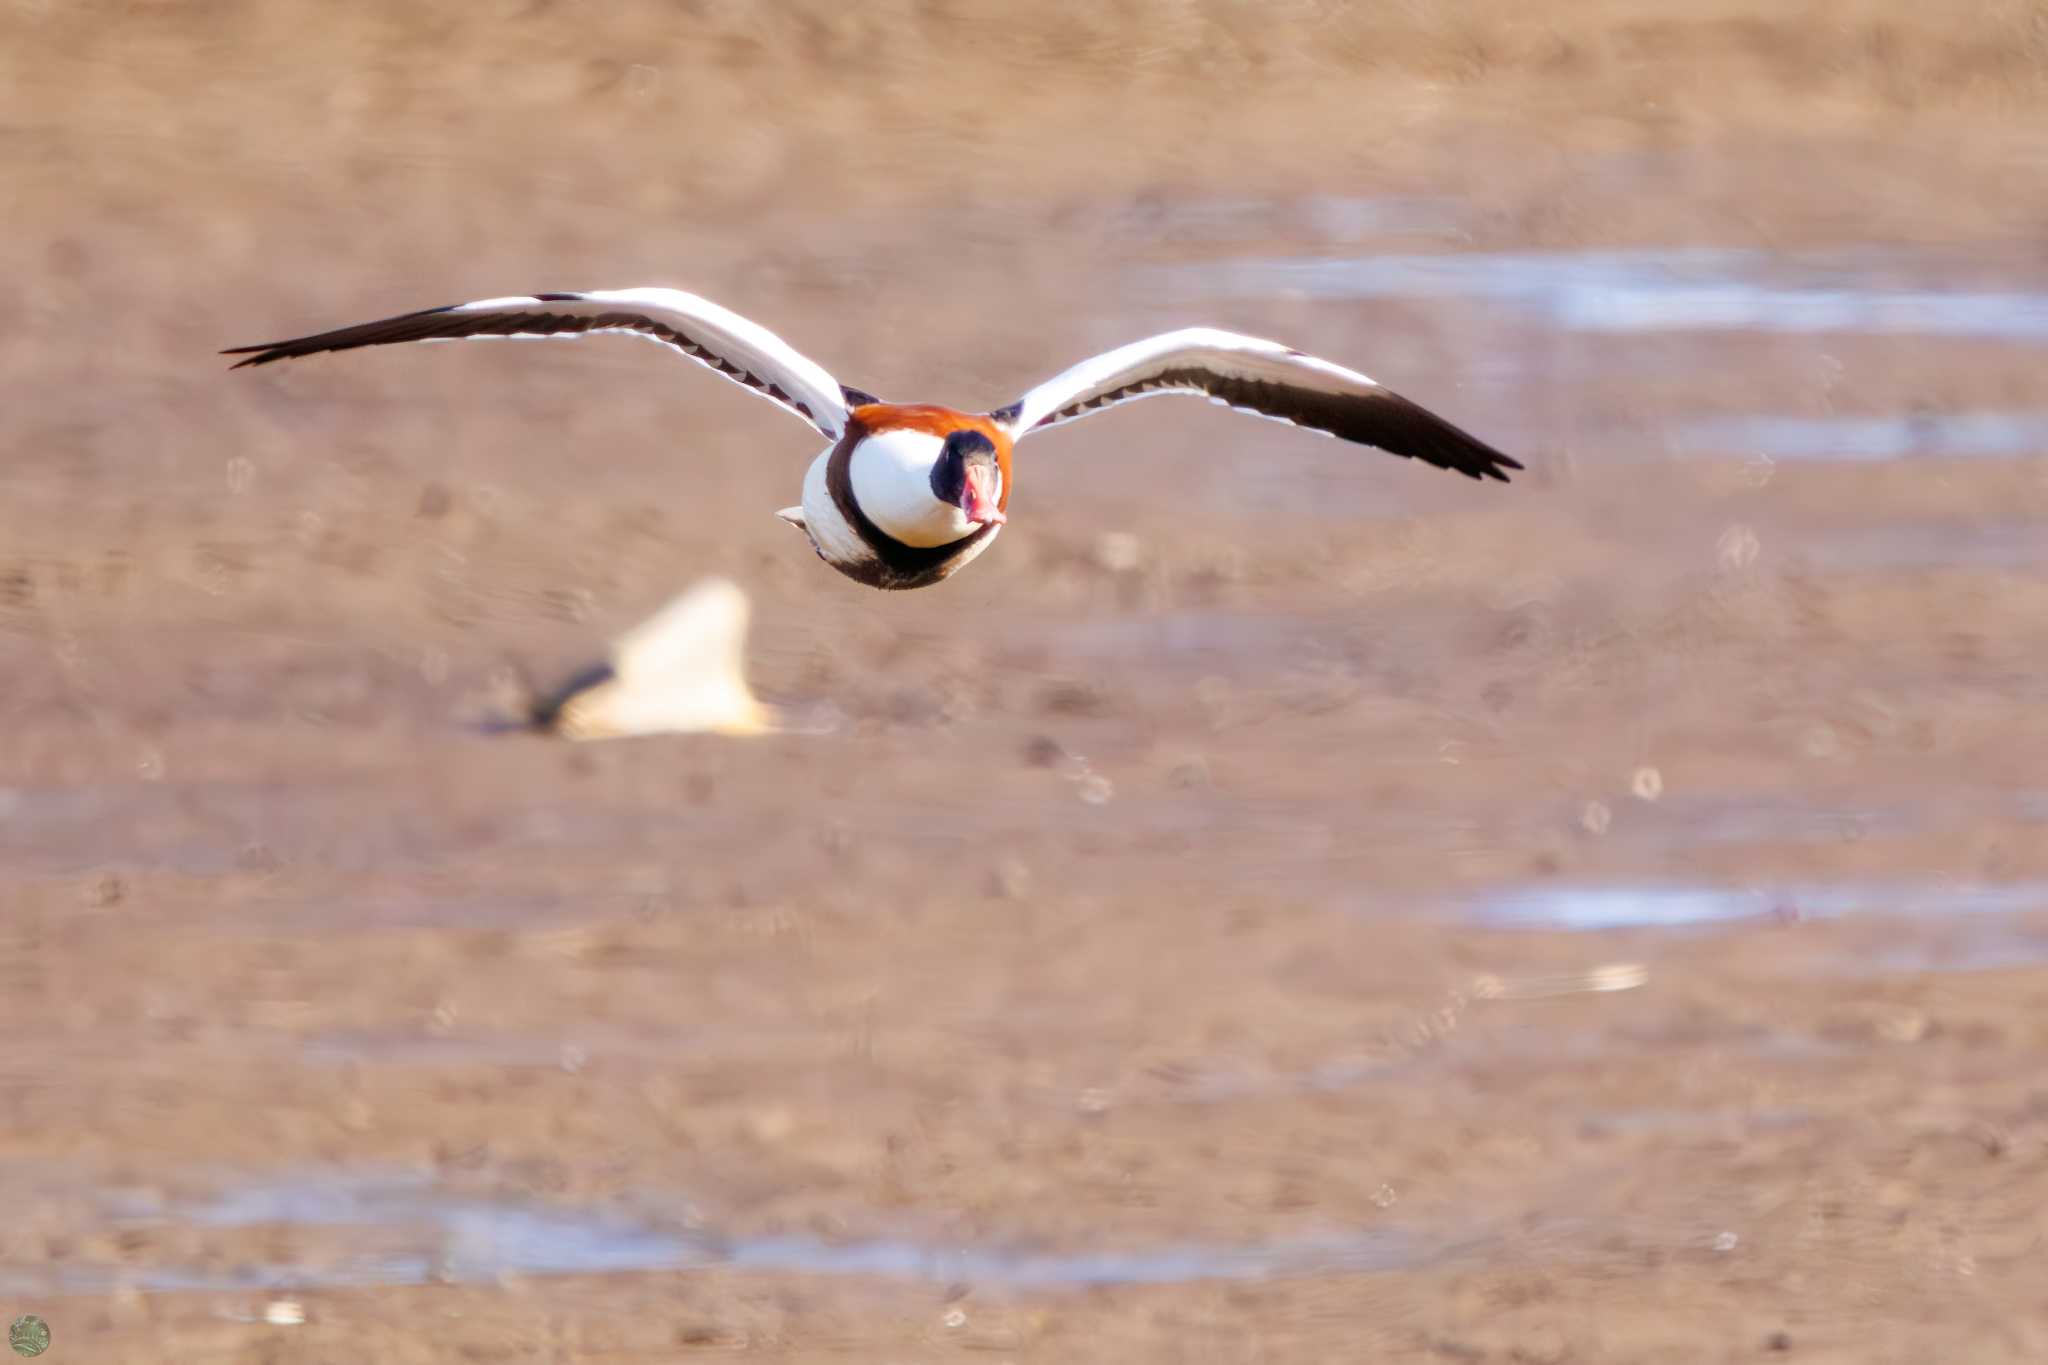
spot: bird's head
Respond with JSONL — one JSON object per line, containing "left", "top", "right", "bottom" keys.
{"left": 930, "top": 429, "right": 1006, "bottom": 527}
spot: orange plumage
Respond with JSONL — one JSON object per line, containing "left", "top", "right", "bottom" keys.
{"left": 850, "top": 403, "right": 1013, "bottom": 512}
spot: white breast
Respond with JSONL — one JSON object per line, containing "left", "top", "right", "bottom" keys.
{"left": 847, "top": 428, "right": 977, "bottom": 548}
{"left": 797, "top": 448, "right": 867, "bottom": 566}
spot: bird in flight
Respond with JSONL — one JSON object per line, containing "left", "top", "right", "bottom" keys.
{"left": 225, "top": 288, "right": 1522, "bottom": 590}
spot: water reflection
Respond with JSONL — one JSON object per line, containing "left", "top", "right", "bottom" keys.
{"left": 1470, "top": 880, "right": 2048, "bottom": 930}
{"left": 1152, "top": 246, "right": 2048, "bottom": 339}
{"left": 1680, "top": 412, "right": 2048, "bottom": 461}
{"left": 11, "top": 1170, "right": 1417, "bottom": 1297}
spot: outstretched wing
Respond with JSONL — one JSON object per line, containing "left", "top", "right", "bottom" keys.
{"left": 991, "top": 327, "right": 1521, "bottom": 482}
{"left": 224, "top": 288, "right": 858, "bottom": 438}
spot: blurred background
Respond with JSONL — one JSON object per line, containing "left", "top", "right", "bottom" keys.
{"left": 5, "top": 1, "right": 2048, "bottom": 1360}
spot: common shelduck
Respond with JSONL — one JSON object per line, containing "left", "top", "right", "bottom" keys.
{"left": 226, "top": 287, "right": 1522, "bottom": 590}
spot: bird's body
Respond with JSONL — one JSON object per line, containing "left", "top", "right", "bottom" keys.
{"left": 225, "top": 287, "right": 1521, "bottom": 590}
{"left": 789, "top": 403, "right": 1013, "bottom": 589}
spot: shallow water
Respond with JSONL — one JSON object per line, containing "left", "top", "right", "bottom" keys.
{"left": 10, "top": 1169, "right": 1422, "bottom": 1296}
{"left": 1150, "top": 245, "right": 2048, "bottom": 340}
{"left": 1468, "top": 880, "right": 2048, "bottom": 931}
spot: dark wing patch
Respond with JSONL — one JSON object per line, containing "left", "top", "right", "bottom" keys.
{"left": 526, "top": 660, "right": 618, "bottom": 732}
{"left": 222, "top": 296, "right": 828, "bottom": 428}
{"left": 223, "top": 302, "right": 497, "bottom": 368}
{"left": 840, "top": 386, "right": 883, "bottom": 407}
{"left": 1036, "top": 366, "right": 1523, "bottom": 483}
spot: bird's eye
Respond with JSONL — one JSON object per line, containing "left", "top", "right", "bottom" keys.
{"left": 929, "top": 440, "right": 967, "bottom": 505}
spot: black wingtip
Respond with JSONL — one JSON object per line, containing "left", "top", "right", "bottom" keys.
{"left": 526, "top": 660, "right": 618, "bottom": 732}
{"left": 1415, "top": 435, "right": 1522, "bottom": 484}
{"left": 219, "top": 300, "right": 476, "bottom": 371}
{"left": 222, "top": 336, "right": 313, "bottom": 368}
{"left": 1369, "top": 389, "right": 1525, "bottom": 484}
{"left": 1451, "top": 449, "right": 1521, "bottom": 483}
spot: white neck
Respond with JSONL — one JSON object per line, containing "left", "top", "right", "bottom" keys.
{"left": 848, "top": 429, "right": 979, "bottom": 547}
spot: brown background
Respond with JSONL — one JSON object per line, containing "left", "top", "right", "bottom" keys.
{"left": 4, "top": 2, "right": 2048, "bottom": 1360}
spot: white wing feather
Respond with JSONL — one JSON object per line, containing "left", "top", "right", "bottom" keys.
{"left": 226, "top": 288, "right": 852, "bottom": 438}
{"left": 994, "top": 327, "right": 1521, "bottom": 482}
{"left": 1002, "top": 328, "right": 1373, "bottom": 435}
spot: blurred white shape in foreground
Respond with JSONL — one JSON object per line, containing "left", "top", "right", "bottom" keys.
{"left": 1469, "top": 962, "right": 1650, "bottom": 1001}
{"left": 534, "top": 578, "right": 779, "bottom": 740}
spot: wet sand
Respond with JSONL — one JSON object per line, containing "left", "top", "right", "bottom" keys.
{"left": 5, "top": 2, "right": 2048, "bottom": 1360}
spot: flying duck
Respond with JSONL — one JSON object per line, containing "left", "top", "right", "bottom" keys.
{"left": 225, "top": 287, "right": 1522, "bottom": 590}
{"left": 526, "top": 576, "right": 780, "bottom": 740}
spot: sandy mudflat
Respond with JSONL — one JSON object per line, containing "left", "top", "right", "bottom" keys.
{"left": 3, "top": 2, "right": 2047, "bottom": 1360}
